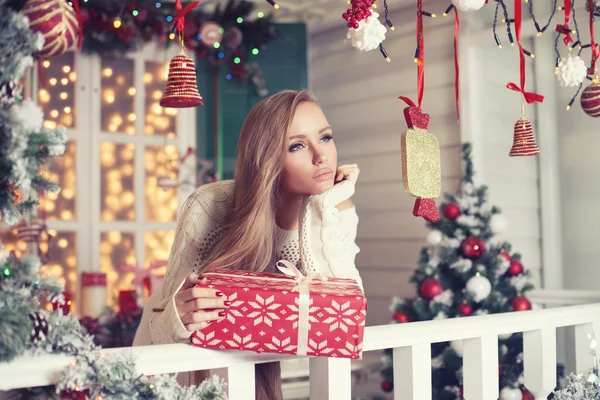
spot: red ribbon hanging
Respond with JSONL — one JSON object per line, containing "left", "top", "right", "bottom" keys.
{"left": 453, "top": 10, "right": 460, "bottom": 120}
{"left": 71, "top": 0, "right": 83, "bottom": 49}
{"left": 590, "top": 1, "right": 599, "bottom": 73}
{"left": 506, "top": 0, "right": 544, "bottom": 104}
{"left": 173, "top": 0, "right": 200, "bottom": 33}
{"left": 416, "top": 0, "right": 425, "bottom": 109}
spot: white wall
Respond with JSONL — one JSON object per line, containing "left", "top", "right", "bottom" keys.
{"left": 309, "top": 7, "right": 546, "bottom": 325}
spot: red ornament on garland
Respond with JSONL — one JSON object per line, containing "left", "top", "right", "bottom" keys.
{"left": 442, "top": 203, "right": 461, "bottom": 220}
{"left": 20, "top": 0, "right": 80, "bottom": 58}
{"left": 461, "top": 237, "right": 485, "bottom": 259}
{"left": 499, "top": 251, "right": 511, "bottom": 262}
{"left": 509, "top": 118, "right": 540, "bottom": 157}
{"left": 457, "top": 302, "right": 472, "bottom": 316}
{"left": 381, "top": 380, "right": 393, "bottom": 393}
{"left": 419, "top": 278, "right": 443, "bottom": 299}
{"left": 506, "top": 259, "right": 524, "bottom": 276}
{"left": 510, "top": 295, "right": 532, "bottom": 312}
{"left": 52, "top": 291, "right": 72, "bottom": 315}
{"left": 393, "top": 311, "right": 409, "bottom": 323}
{"left": 522, "top": 388, "right": 535, "bottom": 400}
{"left": 580, "top": 81, "right": 600, "bottom": 117}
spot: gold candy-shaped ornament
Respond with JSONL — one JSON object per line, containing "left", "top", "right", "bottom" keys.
{"left": 400, "top": 103, "right": 441, "bottom": 222}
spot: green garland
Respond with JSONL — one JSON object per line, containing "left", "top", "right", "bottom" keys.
{"left": 0, "top": 247, "right": 227, "bottom": 400}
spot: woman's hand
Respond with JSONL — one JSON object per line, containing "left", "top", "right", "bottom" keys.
{"left": 335, "top": 164, "right": 360, "bottom": 185}
{"left": 174, "top": 273, "right": 229, "bottom": 332}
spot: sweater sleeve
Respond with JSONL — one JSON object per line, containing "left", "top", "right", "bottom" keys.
{"left": 148, "top": 184, "right": 228, "bottom": 344}
{"left": 298, "top": 180, "right": 364, "bottom": 292}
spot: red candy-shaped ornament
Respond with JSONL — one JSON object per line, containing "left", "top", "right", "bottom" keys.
{"left": 580, "top": 81, "right": 600, "bottom": 117}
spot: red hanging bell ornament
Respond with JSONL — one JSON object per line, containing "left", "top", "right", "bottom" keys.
{"left": 160, "top": 0, "right": 203, "bottom": 108}
{"left": 509, "top": 108, "right": 539, "bottom": 156}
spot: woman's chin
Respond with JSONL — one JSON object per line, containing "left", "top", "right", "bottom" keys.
{"left": 310, "top": 180, "right": 335, "bottom": 195}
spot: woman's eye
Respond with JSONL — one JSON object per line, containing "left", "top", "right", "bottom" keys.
{"left": 289, "top": 143, "right": 304, "bottom": 152}
{"left": 321, "top": 134, "right": 334, "bottom": 142}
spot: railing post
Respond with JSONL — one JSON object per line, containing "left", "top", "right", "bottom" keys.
{"left": 523, "top": 328, "right": 557, "bottom": 399}
{"left": 309, "top": 357, "right": 352, "bottom": 400}
{"left": 393, "top": 344, "right": 432, "bottom": 400}
{"left": 227, "top": 363, "right": 256, "bottom": 400}
{"left": 574, "top": 321, "right": 600, "bottom": 374}
{"left": 462, "top": 335, "right": 499, "bottom": 400}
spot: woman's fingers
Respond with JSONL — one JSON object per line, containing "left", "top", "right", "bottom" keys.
{"left": 177, "top": 296, "right": 230, "bottom": 315}
{"left": 181, "top": 309, "right": 226, "bottom": 326}
{"left": 336, "top": 164, "right": 360, "bottom": 185}
{"left": 180, "top": 273, "right": 203, "bottom": 291}
{"left": 175, "top": 283, "right": 220, "bottom": 304}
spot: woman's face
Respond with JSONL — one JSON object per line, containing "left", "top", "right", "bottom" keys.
{"left": 279, "top": 102, "right": 338, "bottom": 196}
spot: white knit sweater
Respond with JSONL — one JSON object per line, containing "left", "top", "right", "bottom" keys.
{"left": 133, "top": 179, "right": 362, "bottom": 354}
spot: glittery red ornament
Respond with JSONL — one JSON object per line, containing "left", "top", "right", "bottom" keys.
{"left": 20, "top": 0, "right": 79, "bottom": 58}
{"left": 160, "top": 52, "right": 203, "bottom": 108}
{"left": 393, "top": 311, "right": 409, "bottom": 323}
{"left": 581, "top": 82, "right": 600, "bottom": 117}
{"left": 509, "top": 118, "right": 540, "bottom": 157}
{"left": 510, "top": 295, "right": 532, "bottom": 312}
{"left": 506, "top": 259, "right": 523, "bottom": 276}
{"left": 413, "top": 198, "right": 439, "bottom": 222}
{"left": 461, "top": 237, "right": 485, "bottom": 259}
{"left": 381, "top": 380, "right": 393, "bottom": 393}
{"left": 442, "top": 203, "right": 461, "bottom": 220}
{"left": 522, "top": 389, "right": 534, "bottom": 400}
{"left": 457, "top": 302, "right": 472, "bottom": 316}
{"left": 419, "top": 278, "right": 443, "bottom": 299}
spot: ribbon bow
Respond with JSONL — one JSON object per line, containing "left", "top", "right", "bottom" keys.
{"left": 555, "top": 24, "right": 574, "bottom": 46}
{"left": 276, "top": 260, "right": 326, "bottom": 291}
{"left": 173, "top": 0, "right": 200, "bottom": 33}
{"left": 119, "top": 260, "right": 168, "bottom": 289}
{"left": 506, "top": 83, "right": 545, "bottom": 104}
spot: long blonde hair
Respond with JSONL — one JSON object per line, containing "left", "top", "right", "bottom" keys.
{"left": 201, "top": 89, "right": 316, "bottom": 274}
{"left": 198, "top": 90, "right": 317, "bottom": 400}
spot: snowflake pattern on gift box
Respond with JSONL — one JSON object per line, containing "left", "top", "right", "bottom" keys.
{"left": 247, "top": 294, "right": 282, "bottom": 327}
{"left": 263, "top": 336, "right": 297, "bottom": 353}
{"left": 286, "top": 296, "right": 319, "bottom": 329}
{"left": 191, "top": 330, "right": 222, "bottom": 347}
{"left": 225, "top": 292, "right": 246, "bottom": 324}
{"left": 308, "top": 339, "right": 335, "bottom": 356}
{"left": 337, "top": 341, "right": 363, "bottom": 359}
{"left": 225, "top": 333, "right": 259, "bottom": 350}
{"left": 322, "top": 300, "right": 359, "bottom": 333}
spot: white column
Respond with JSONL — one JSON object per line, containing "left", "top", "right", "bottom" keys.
{"left": 309, "top": 357, "right": 352, "bottom": 400}
{"left": 524, "top": 328, "right": 557, "bottom": 399}
{"left": 227, "top": 363, "right": 256, "bottom": 400}
{"left": 393, "top": 344, "right": 432, "bottom": 400}
{"left": 463, "top": 335, "right": 499, "bottom": 400}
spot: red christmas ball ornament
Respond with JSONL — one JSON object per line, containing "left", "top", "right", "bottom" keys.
{"left": 506, "top": 259, "right": 524, "bottom": 276}
{"left": 442, "top": 203, "right": 461, "bottom": 220}
{"left": 580, "top": 81, "right": 600, "bottom": 118}
{"left": 457, "top": 302, "right": 472, "bottom": 316}
{"left": 381, "top": 380, "right": 393, "bottom": 393}
{"left": 511, "top": 295, "right": 532, "bottom": 312}
{"left": 522, "top": 389, "right": 534, "bottom": 400}
{"left": 461, "top": 237, "right": 486, "bottom": 259}
{"left": 393, "top": 311, "right": 409, "bottom": 323}
{"left": 419, "top": 278, "right": 444, "bottom": 299}
{"left": 20, "top": 0, "right": 80, "bottom": 58}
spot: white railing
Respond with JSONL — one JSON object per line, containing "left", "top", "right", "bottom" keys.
{"left": 2, "top": 292, "right": 600, "bottom": 399}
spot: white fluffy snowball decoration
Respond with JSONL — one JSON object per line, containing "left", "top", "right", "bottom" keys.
{"left": 498, "top": 332, "right": 513, "bottom": 340}
{"left": 490, "top": 213, "right": 508, "bottom": 234}
{"left": 451, "top": 0, "right": 486, "bottom": 12}
{"left": 427, "top": 229, "right": 443, "bottom": 245}
{"left": 346, "top": 11, "right": 387, "bottom": 52}
{"left": 499, "top": 387, "right": 522, "bottom": 400}
{"left": 10, "top": 99, "right": 43, "bottom": 132}
{"left": 555, "top": 53, "right": 588, "bottom": 87}
{"left": 466, "top": 274, "right": 492, "bottom": 302}
{"left": 450, "top": 340, "right": 464, "bottom": 356}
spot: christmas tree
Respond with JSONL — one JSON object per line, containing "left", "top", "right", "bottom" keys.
{"left": 378, "top": 143, "right": 561, "bottom": 400}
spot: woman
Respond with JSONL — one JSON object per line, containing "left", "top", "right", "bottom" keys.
{"left": 134, "top": 90, "right": 363, "bottom": 399}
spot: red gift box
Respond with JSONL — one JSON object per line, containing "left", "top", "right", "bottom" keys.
{"left": 191, "top": 262, "right": 367, "bottom": 359}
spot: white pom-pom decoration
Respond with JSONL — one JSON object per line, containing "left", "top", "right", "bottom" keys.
{"left": 451, "top": 0, "right": 486, "bottom": 12}
{"left": 490, "top": 214, "right": 508, "bottom": 234}
{"left": 11, "top": 99, "right": 43, "bottom": 132}
{"left": 555, "top": 54, "right": 588, "bottom": 87}
{"left": 499, "top": 387, "right": 522, "bottom": 400}
{"left": 466, "top": 274, "right": 492, "bottom": 302}
{"left": 450, "top": 340, "right": 464, "bottom": 356}
{"left": 427, "top": 230, "right": 443, "bottom": 245}
{"left": 498, "top": 333, "right": 513, "bottom": 340}
{"left": 346, "top": 11, "right": 387, "bottom": 52}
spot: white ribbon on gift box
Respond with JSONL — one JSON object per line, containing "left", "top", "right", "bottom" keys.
{"left": 276, "top": 260, "right": 327, "bottom": 356}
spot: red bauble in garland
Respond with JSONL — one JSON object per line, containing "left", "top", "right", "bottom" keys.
{"left": 580, "top": 82, "right": 600, "bottom": 118}
{"left": 442, "top": 203, "right": 461, "bottom": 220}
{"left": 381, "top": 380, "right": 393, "bottom": 393}
{"left": 393, "top": 311, "right": 409, "bottom": 323}
{"left": 511, "top": 295, "right": 532, "bottom": 312}
{"left": 20, "top": 0, "right": 80, "bottom": 58}
{"left": 457, "top": 302, "right": 472, "bottom": 316}
{"left": 461, "top": 237, "right": 485, "bottom": 259}
{"left": 419, "top": 278, "right": 443, "bottom": 299}
{"left": 506, "top": 259, "right": 524, "bottom": 276}
{"left": 59, "top": 388, "right": 90, "bottom": 400}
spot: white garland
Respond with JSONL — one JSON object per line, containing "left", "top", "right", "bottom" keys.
{"left": 346, "top": 11, "right": 387, "bottom": 51}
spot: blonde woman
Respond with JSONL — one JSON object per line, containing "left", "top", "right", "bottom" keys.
{"left": 134, "top": 90, "right": 363, "bottom": 399}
